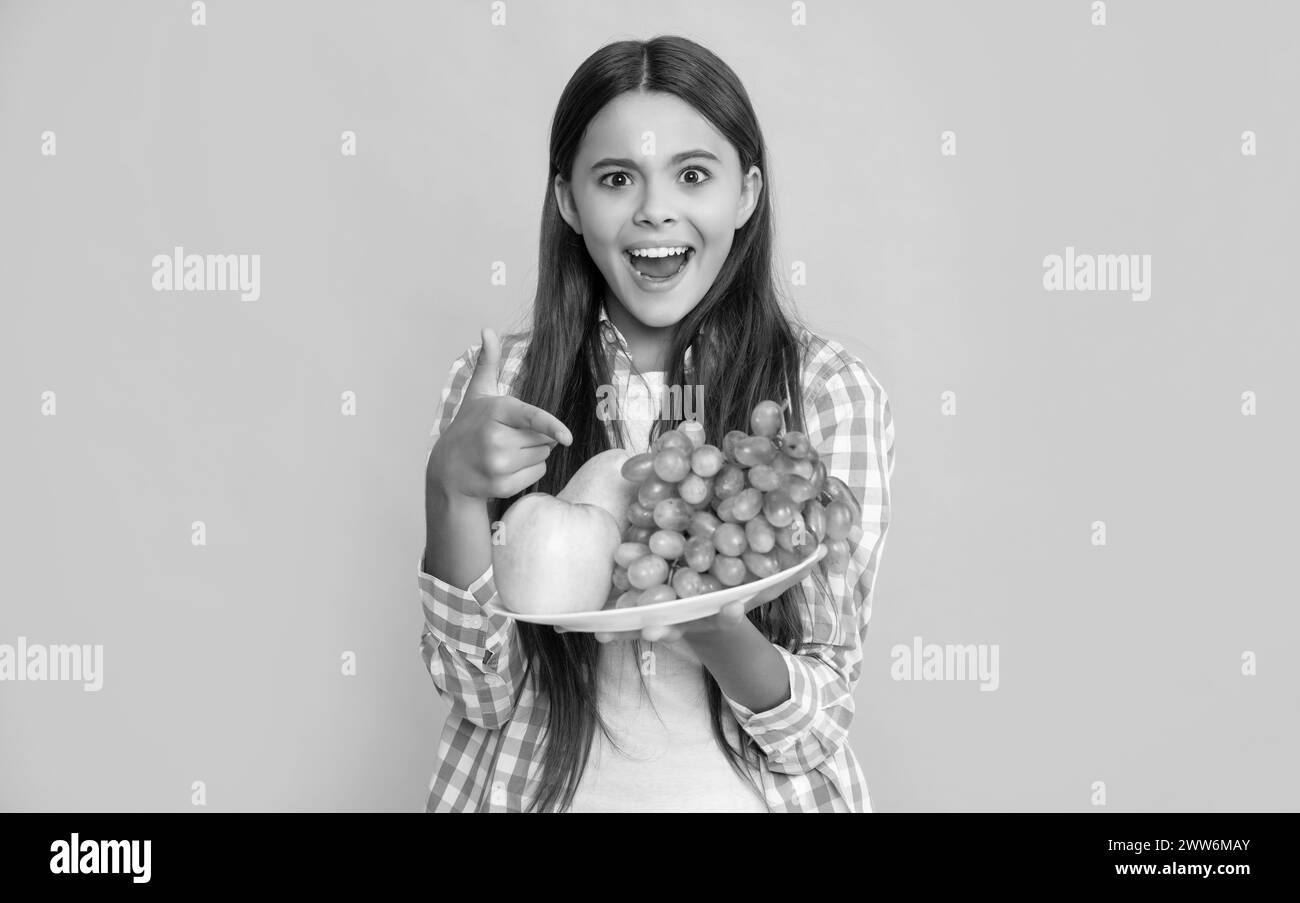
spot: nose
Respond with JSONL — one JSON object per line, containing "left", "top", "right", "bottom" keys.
{"left": 633, "top": 173, "right": 678, "bottom": 227}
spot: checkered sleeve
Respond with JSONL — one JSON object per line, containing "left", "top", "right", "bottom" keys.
{"left": 418, "top": 345, "right": 524, "bottom": 730}
{"left": 722, "top": 355, "right": 894, "bottom": 774}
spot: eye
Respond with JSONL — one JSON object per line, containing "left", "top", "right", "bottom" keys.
{"left": 681, "top": 167, "right": 712, "bottom": 185}
{"left": 599, "top": 171, "right": 633, "bottom": 189}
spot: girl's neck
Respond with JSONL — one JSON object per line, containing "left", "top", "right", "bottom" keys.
{"left": 604, "top": 293, "right": 671, "bottom": 372}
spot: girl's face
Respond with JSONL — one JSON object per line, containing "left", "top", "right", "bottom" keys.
{"left": 555, "top": 90, "right": 762, "bottom": 331}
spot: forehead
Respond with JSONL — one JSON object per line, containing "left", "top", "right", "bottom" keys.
{"left": 578, "top": 90, "right": 735, "bottom": 164}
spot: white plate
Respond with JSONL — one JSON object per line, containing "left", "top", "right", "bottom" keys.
{"left": 482, "top": 544, "right": 828, "bottom": 633}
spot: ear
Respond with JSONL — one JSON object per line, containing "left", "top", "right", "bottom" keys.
{"left": 554, "top": 174, "right": 583, "bottom": 235}
{"left": 734, "top": 165, "right": 763, "bottom": 230}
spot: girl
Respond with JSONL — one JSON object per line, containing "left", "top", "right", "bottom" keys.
{"left": 420, "top": 35, "right": 894, "bottom": 813}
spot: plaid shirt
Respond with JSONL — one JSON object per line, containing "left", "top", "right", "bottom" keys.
{"left": 419, "top": 305, "right": 895, "bottom": 812}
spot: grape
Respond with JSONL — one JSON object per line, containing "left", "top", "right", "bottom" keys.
{"left": 653, "top": 497, "right": 693, "bottom": 532}
{"left": 742, "top": 550, "right": 780, "bottom": 580}
{"left": 788, "top": 458, "right": 815, "bottom": 480}
{"left": 654, "top": 429, "right": 694, "bottom": 455}
{"left": 794, "top": 531, "right": 819, "bottom": 558}
{"left": 684, "top": 535, "right": 716, "bottom": 572}
{"left": 671, "top": 567, "right": 704, "bottom": 598}
{"left": 648, "top": 529, "right": 686, "bottom": 561}
{"left": 696, "top": 574, "right": 724, "bottom": 594}
{"left": 637, "top": 476, "right": 676, "bottom": 508}
{"left": 721, "top": 430, "right": 749, "bottom": 463}
{"left": 679, "top": 420, "right": 705, "bottom": 449}
{"left": 690, "top": 445, "right": 724, "bottom": 478}
{"left": 730, "top": 488, "right": 763, "bottom": 522}
{"left": 709, "top": 554, "right": 746, "bottom": 587}
{"left": 624, "top": 525, "right": 653, "bottom": 544}
{"left": 639, "top": 584, "right": 678, "bottom": 605}
{"left": 744, "top": 515, "right": 776, "bottom": 553}
{"left": 824, "top": 538, "right": 850, "bottom": 574}
{"left": 615, "top": 542, "right": 650, "bottom": 568}
{"left": 627, "top": 501, "right": 657, "bottom": 529}
{"left": 762, "top": 489, "right": 796, "bottom": 528}
{"left": 628, "top": 554, "right": 669, "bottom": 589}
{"left": 678, "top": 473, "right": 713, "bottom": 506}
{"left": 803, "top": 499, "right": 826, "bottom": 542}
{"left": 774, "top": 546, "right": 801, "bottom": 571}
{"left": 824, "top": 501, "right": 853, "bottom": 541}
{"left": 653, "top": 447, "right": 691, "bottom": 482}
{"left": 783, "top": 474, "right": 816, "bottom": 504}
{"left": 616, "top": 396, "right": 853, "bottom": 603}
{"left": 747, "top": 464, "right": 780, "bottom": 492}
{"left": 687, "top": 510, "right": 721, "bottom": 541}
{"left": 774, "top": 522, "right": 798, "bottom": 553}
{"left": 775, "top": 513, "right": 810, "bottom": 552}
{"left": 612, "top": 589, "right": 641, "bottom": 609}
{"left": 788, "top": 511, "right": 809, "bottom": 548}
{"left": 809, "top": 459, "right": 827, "bottom": 495}
{"left": 824, "top": 476, "right": 861, "bottom": 519}
{"left": 770, "top": 454, "right": 795, "bottom": 478}
{"left": 734, "top": 436, "right": 778, "bottom": 467}
{"left": 621, "top": 452, "right": 656, "bottom": 482}
{"left": 713, "top": 464, "right": 746, "bottom": 500}
{"left": 714, "top": 495, "right": 740, "bottom": 523}
{"left": 712, "top": 523, "right": 748, "bottom": 557}
{"left": 749, "top": 400, "right": 784, "bottom": 437}
{"left": 780, "top": 431, "right": 811, "bottom": 459}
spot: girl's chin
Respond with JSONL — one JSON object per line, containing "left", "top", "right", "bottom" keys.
{"left": 619, "top": 296, "right": 701, "bottom": 328}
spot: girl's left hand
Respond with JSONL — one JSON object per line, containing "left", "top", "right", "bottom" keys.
{"left": 554, "top": 600, "right": 747, "bottom": 644}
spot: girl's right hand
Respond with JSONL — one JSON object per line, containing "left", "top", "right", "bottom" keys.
{"left": 427, "top": 327, "right": 573, "bottom": 501}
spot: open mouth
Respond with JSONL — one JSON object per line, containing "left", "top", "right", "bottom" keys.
{"left": 624, "top": 246, "right": 695, "bottom": 281}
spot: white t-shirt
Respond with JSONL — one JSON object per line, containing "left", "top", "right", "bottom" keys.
{"left": 567, "top": 371, "right": 770, "bottom": 813}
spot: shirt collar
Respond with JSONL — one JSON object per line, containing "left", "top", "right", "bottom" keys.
{"left": 598, "top": 302, "right": 707, "bottom": 377}
{"left": 597, "top": 302, "right": 624, "bottom": 350}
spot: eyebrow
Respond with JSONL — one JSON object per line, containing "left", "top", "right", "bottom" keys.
{"left": 590, "top": 149, "right": 721, "bottom": 172}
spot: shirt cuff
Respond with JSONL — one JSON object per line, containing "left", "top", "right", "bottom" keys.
{"left": 720, "top": 645, "right": 820, "bottom": 757}
{"left": 417, "top": 551, "right": 512, "bottom": 664}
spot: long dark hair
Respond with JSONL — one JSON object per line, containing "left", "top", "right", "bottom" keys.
{"left": 488, "top": 35, "right": 828, "bottom": 813}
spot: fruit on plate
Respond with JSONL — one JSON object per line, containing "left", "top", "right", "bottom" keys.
{"left": 602, "top": 407, "right": 864, "bottom": 609}
{"left": 555, "top": 448, "right": 637, "bottom": 532}
{"left": 492, "top": 492, "right": 621, "bottom": 615}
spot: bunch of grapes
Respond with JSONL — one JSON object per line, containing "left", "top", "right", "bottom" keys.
{"left": 607, "top": 400, "right": 861, "bottom": 609}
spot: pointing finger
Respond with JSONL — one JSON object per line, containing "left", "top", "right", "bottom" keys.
{"left": 496, "top": 396, "right": 573, "bottom": 446}
{"left": 517, "top": 429, "right": 561, "bottom": 449}
{"left": 465, "top": 328, "right": 503, "bottom": 399}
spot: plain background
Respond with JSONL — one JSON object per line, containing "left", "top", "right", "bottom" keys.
{"left": 1, "top": 0, "right": 1297, "bottom": 811}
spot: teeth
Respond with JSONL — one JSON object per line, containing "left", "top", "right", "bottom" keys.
{"left": 627, "top": 246, "right": 689, "bottom": 258}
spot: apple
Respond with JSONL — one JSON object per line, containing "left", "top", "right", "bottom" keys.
{"left": 555, "top": 448, "right": 637, "bottom": 532}
{"left": 492, "top": 502, "right": 622, "bottom": 617}
{"left": 490, "top": 450, "right": 638, "bottom": 615}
